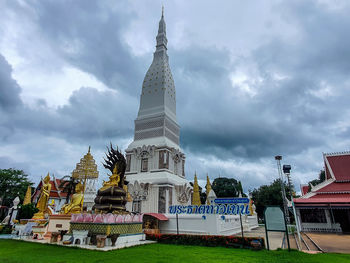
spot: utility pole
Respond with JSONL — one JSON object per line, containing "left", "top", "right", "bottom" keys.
{"left": 275, "top": 156, "right": 290, "bottom": 224}
{"left": 283, "top": 165, "right": 301, "bottom": 244}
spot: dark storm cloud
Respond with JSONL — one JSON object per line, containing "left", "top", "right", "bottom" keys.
{"left": 0, "top": 55, "right": 22, "bottom": 111}
{"left": 170, "top": 1, "right": 350, "bottom": 161}
{"left": 33, "top": 0, "right": 145, "bottom": 96}
{"left": 1, "top": 0, "right": 350, "bottom": 187}
{"left": 0, "top": 50, "right": 136, "bottom": 147}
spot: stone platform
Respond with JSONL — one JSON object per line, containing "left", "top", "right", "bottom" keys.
{"left": 70, "top": 222, "right": 142, "bottom": 236}
{"left": 16, "top": 234, "right": 155, "bottom": 251}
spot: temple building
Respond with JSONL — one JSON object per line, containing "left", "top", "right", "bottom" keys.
{"left": 32, "top": 175, "right": 67, "bottom": 213}
{"left": 294, "top": 152, "right": 350, "bottom": 233}
{"left": 125, "top": 9, "right": 191, "bottom": 214}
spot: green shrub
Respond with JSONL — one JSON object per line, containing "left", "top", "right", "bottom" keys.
{"left": 146, "top": 233, "right": 265, "bottom": 249}
{"left": 18, "top": 204, "right": 38, "bottom": 220}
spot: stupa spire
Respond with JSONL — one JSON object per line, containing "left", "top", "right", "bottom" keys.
{"left": 205, "top": 174, "right": 212, "bottom": 204}
{"left": 23, "top": 185, "right": 32, "bottom": 205}
{"left": 156, "top": 6, "right": 167, "bottom": 51}
{"left": 192, "top": 173, "right": 201, "bottom": 206}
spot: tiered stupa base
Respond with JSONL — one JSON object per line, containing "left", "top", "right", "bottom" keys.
{"left": 93, "top": 185, "right": 127, "bottom": 213}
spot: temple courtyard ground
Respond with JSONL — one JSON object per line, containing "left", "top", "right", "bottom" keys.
{"left": 307, "top": 233, "right": 350, "bottom": 253}
{"left": 1, "top": 239, "right": 350, "bottom": 263}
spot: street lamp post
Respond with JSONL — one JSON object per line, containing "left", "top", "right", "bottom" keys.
{"left": 275, "top": 156, "right": 290, "bottom": 224}
{"left": 282, "top": 165, "right": 301, "bottom": 244}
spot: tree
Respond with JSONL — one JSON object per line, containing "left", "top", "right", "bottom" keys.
{"left": 18, "top": 203, "right": 38, "bottom": 220}
{"left": 308, "top": 170, "right": 325, "bottom": 192}
{"left": 251, "top": 179, "right": 293, "bottom": 219}
{"left": 0, "top": 169, "right": 33, "bottom": 207}
{"left": 58, "top": 175, "right": 78, "bottom": 204}
{"left": 212, "top": 177, "right": 241, "bottom": 198}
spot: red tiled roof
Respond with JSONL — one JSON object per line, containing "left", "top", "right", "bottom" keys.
{"left": 294, "top": 193, "right": 350, "bottom": 204}
{"left": 33, "top": 178, "right": 68, "bottom": 200}
{"left": 145, "top": 213, "right": 168, "bottom": 221}
{"left": 326, "top": 154, "right": 350, "bottom": 181}
{"left": 301, "top": 185, "right": 309, "bottom": 196}
{"left": 325, "top": 162, "right": 332, "bottom": 180}
{"left": 315, "top": 182, "right": 350, "bottom": 193}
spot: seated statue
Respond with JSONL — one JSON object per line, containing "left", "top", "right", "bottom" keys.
{"left": 102, "top": 164, "right": 121, "bottom": 189}
{"left": 61, "top": 182, "right": 84, "bottom": 214}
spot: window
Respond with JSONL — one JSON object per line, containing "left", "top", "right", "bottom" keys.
{"left": 300, "top": 208, "right": 326, "bottom": 223}
{"left": 132, "top": 200, "right": 141, "bottom": 213}
{"left": 126, "top": 155, "right": 131, "bottom": 172}
{"left": 182, "top": 160, "right": 185, "bottom": 177}
{"left": 158, "top": 187, "right": 166, "bottom": 213}
{"left": 159, "top": 150, "right": 169, "bottom": 169}
{"left": 141, "top": 158, "right": 148, "bottom": 172}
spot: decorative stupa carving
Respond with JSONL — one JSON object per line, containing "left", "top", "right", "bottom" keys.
{"left": 93, "top": 144, "right": 128, "bottom": 213}
{"left": 192, "top": 173, "right": 201, "bottom": 206}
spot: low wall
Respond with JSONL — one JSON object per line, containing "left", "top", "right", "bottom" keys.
{"left": 159, "top": 214, "right": 258, "bottom": 236}
{"left": 301, "top": 222, "right": 342, "bottom": 232}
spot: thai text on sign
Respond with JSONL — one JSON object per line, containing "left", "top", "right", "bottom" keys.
{"left": 169, "top": 198, "right": 251, "bottom": 215}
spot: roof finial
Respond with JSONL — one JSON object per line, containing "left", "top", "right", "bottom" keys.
{"left": 162, "top": 5, "right": 164, "bottom": 18}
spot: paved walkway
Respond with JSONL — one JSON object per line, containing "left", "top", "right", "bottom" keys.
{"left": 307, "top": 233, "right": 350, "bottom": 254}
{"left": 238, "top": 226, "right": 285, "bottom": 250}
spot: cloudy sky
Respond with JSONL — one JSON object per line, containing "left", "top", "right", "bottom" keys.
{"left": 1, "top": 0, "right": 350, "bottom": 192}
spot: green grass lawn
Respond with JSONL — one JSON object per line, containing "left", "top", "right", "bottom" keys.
{"left": 0, "top": 239, "right": 350, "bottom": 263}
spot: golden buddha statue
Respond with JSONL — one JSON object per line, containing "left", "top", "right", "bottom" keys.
{"left": 61, "top": 182, "right": 84, "bottom": 214}
{"left": 32, "top": 173, "right": 51, "bottom": 219}
{"left": 102, "top": 164, "right": 121, "bottom": 190}
{"left": 93, "top": 144, "right": 127, "bottom": 213}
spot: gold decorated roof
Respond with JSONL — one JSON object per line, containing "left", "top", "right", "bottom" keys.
{"left": 72, "top": 147, "right": 99, "bottom": 179}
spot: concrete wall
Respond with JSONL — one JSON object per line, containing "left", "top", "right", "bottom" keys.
{"left": 159, "top": 214, "right": 258, "bottom": 236}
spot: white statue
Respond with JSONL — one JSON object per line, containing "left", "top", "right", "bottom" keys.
{"left": 1, "top": 197, "right": 20, "bottom": 225}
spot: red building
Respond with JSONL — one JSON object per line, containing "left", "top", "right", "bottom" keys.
{"left": 294, "top": 152, "right": 350, "bottom": 233}
{"left": 32, "top": 175, "right": 68, "bottom": 213}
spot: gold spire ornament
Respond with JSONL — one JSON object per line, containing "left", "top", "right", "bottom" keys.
{"left": 205, "top": 175, "right": 212, "bottom": 205}
{"left": 32, "top": 173, "right": 51, "bottom": 219}
{"left": 71, "top": 147, "right": 99, "bottom": 210}
{"left": 192, "top": 173, "right": 201, "bottom": 206}
{"left": 72, "top": 146, "right": 99, "bottom": 180}
{"left": 23, "top": 185, "right": 32, "bottom": 205}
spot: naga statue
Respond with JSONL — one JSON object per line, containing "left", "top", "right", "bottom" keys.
{"left": 61, "top": 182, "right": 84, "bottom": 214}
{"left": 93, "top": 144, "right": 128, "bottom": 213}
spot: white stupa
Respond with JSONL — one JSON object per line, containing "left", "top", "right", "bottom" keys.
{"left": 125, "top": 9, "right": 191, "bottom": 214}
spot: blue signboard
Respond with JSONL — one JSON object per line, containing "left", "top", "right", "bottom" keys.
{"left": 169, "top": 198, "right": 251, "bottom": 215}
{"left": 214, "top": 198, "right": 249, "bottom": 204}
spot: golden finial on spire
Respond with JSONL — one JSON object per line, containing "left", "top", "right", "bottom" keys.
{"left": 23, "top": 185, "right": 32, "bottom": 205}
{"left": 192, "top": 173, "right": 201, "bottom": 206}
{"left": 205, "top": 174, "right": 212, "bottom": 204}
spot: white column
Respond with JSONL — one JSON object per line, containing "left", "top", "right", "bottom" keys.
{"left": 165, "top": 189, "right": 169, "bottom": 214}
